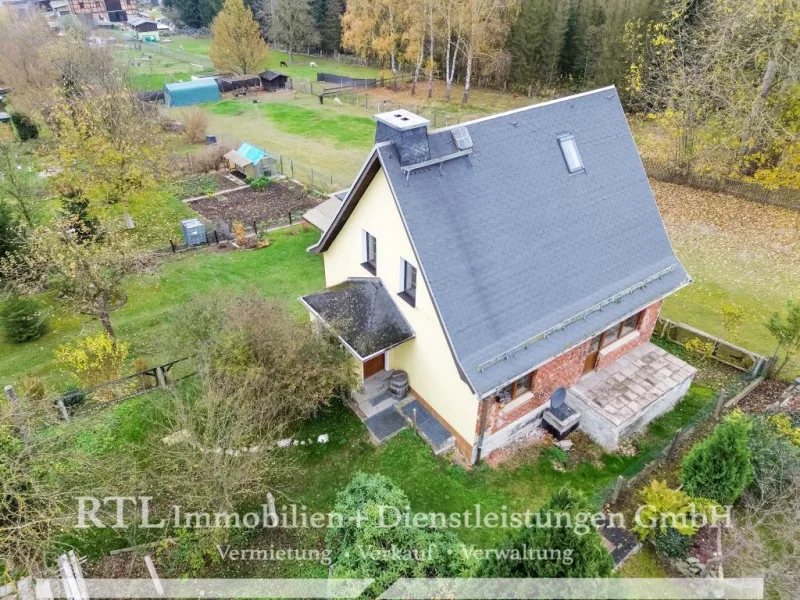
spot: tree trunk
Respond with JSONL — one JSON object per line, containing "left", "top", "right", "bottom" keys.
{"left": 427, "top": 8, "right": 434, "bottom": 99}
{"left": 461, "top": 45, "right": 473, "bottom": 104}
{"left": 739, "top": 46, "right": 781, "bottom": 163}
{"left": 98, "top": 307, "right": 116, "bottom": 341}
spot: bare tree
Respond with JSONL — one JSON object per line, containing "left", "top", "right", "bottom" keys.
{"left": 271, "top": 0, "right": 318, "bottom": 62}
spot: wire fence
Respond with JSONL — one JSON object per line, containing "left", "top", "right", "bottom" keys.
{"left": 642, "top": 157, "right": 800, "bottom": 211}
{"left": 274, "top": 154, "right": 351, "bottom": 192}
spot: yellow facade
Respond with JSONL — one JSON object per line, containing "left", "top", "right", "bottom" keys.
{"left": 321, "top": 168, "right": 480, "bottom": 447}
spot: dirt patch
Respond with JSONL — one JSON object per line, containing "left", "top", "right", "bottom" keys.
{"left": 690, "top": 526, "right": 718, "bottom": 564}
{"left": 85, "top": 551, "right": 151, "bottom": 578}
{"left": 737, "top": 379, "right": 789, "bottom": 414}
{"left": 190, "top": 180, "right": 320, "bottom": 225}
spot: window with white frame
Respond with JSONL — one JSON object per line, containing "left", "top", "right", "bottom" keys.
{"left": 399, "top": 258, "right": 417, "bottom": 306}
{"left": 361, "top": 230, "right": 377, "bottom": 274}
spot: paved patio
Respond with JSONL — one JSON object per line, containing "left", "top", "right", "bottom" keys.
{"left": 567, "top": 342, "right": 696, "bottom": 448}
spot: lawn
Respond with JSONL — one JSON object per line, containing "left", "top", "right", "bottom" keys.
{"left": 0, "top": 228, "right": 324, "bottom": 390}
{"left": 47, "top": 376, "right": 716, "bottom": 573}
{"left": 114, "top": 48, "right": 214, "bottom": 91}
{"left": 653, "top": 181, "right": 800, "bottom": 378}
{"left": 167, "top": 35, "right": 382, "bottom": 81}
{"left": 169, "top": 94, "right": 374, "bottom": 187}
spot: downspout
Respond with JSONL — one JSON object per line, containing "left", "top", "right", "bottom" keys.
{"left": 474, "top": 395, "right": 492, "bottom": 465}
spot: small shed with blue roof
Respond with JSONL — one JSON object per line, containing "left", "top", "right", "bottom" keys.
{"left": 163, "top": 79, "right": 221, "bottom": 107}
{"left": 223, "top": 142, "right": 277, "bottom": 179}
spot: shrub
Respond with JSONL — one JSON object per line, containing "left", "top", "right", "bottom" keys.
{"left": 632, "top": 480, "right": 720, "bottom": 541}
{"left": 685, "top": 337, "right": 715, "bottom": 362}
{"left": 479, "top": 487, "right": 613, "bottom": 578}
{"left": 180, "top": 107, "right": 210, "bottom": 144}
{"left": 326, "top": 473, "right": 471, "bottom": 597}
{"left": 187, "top": 142, "right": 233, "bottom": 174}
{"left": 0, "top": 296, "right": 46, "bottom": 343}
{"left": 653, "top": 527, "right": 692, "bottom": 558}
{"left": 58, "top": 385, "right": 87, "bottom": 409}
{"left": 768, "top": 413, "right": 800, "bottom": 447}
{"left": 55, "top": 333, "right": 129, "bottom": 390}
{"left": 10, "top": 112, "right": 38, "bottom": 141}
{"left": 680, "top": 411, "right": 752, "bottom": 504}
{"left": 249, "top": 176, "right": 270, "bottom": 191}
{"left": 232, "top": 221, "right": 247, "bottom": 246}
{"left": 546, "top": 445, "right": 570, "bottom": 465}
{"left": 748, "top": 415, "right": 800, "bottom": 500}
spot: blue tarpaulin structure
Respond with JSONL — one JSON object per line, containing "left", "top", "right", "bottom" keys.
{"left": 163, "top": 79, "right": 220, "bottom": 107}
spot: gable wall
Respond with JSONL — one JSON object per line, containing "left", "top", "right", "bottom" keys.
{"left": 322, "top": 168, "right": 480, "bottom": 451}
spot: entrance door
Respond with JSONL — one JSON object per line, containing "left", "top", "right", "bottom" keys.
{"left": 362, "top": 353, "right": 385, "bottom": 379}
{"left": 583, "top": 335, "right": 602, "bottom": 374}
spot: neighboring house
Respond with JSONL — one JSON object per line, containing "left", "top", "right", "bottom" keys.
{"left": 259, "top": 70, "right": 289, "bottom": 92}
{"left": 128, "top": 17, "right": 159, "bottom": 40}
{"left": 300, "top": 87, "right": 696, "bottom": 464}
{"left": 66, "top": 0, "right": 136, "bottom": 23}
{"left": 223, "top": 142, "right": 277, "bottom": 179}
{"left": 163, "top": 79, "right": 220, "bottom": 107}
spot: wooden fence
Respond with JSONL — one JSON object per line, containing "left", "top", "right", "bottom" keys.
{"left": 656, "top": 317, "right": 770, "bottom": 376}
{"left": 642, "top": 158, "right": 800, "bottom": 211}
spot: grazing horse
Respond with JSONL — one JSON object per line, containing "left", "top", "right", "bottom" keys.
{"left": 333, "top": 97, "right": 342, "bottom": 106}
{"left": 309, "top": 61, "right": 318, "bottom": 68}
{"left": 280, "top": 61, "right": 288, "bottom": 67}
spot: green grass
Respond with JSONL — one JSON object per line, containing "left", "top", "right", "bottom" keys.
{"left": 258, "top": 103, "right": 375, "bottom": 147}
{"left": 46, "top": 379, "right": 716, "bottom": 568}
{"left": 0, "top": 228, "right": 324, "bottom": 389}
{"left": 210, "top": 100, "right": 247, "bottom": 116}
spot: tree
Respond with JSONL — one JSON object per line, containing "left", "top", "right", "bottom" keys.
{"left": 326, "top": 473, "right": 471, "bottom": 598}
{"left": 458, "top": 0, "right": 517, "bottom": 104}
{"left": 343, "top": 0, "right": 407, "bottom": 87}
{"left": 158, "top": 292, "right": 359, "bottom": 512}
{"left": 210, "top": 0, "right": 268, "bottom": 74}
{"left": 319, "top": 0, "right": 342, "bottom": 53}
{"left": 0, "top": 218, "right": 146, "bottom": 340}
{"left": 680, "top": 410, "right": 752, "bottom": 505}
{"left": 271, "top": 0, "right": 317, "bottom": 62}
{"left": 765, "top": 299, "right": 800, "bottom": 377}
{"left": 0, "top": 142, "right": 45, "bottom": 228}
{"left": 478, "top": 487, "right": 614, "bottom": 577}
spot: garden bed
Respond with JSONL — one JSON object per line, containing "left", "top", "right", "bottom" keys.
{"left": 190, "top": 180, "right": 319, "bottom": 225}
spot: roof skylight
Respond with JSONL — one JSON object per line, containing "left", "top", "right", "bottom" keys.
{"left": 558, "top": 135, "right": 584, "bottom": 173}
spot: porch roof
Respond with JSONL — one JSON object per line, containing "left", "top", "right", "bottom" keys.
{"left": 299, "top": 278, "right": 414, "bottom": 361}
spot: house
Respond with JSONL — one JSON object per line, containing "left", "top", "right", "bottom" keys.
{"left": 128, "top": 17, "right": 159, "bottom": 40}
{"left": 299, "top": 87, "right": 696, "bottom": 464}
{"left": 223, "top": 142, "right": 277, "bottom": 179}
{"left": 259, "top": 70, "right": 289, "bottom": 92}
{"left": 66, "top": 0, "right": 136, "bottom": 23}
{"left": 163, "top": 79, "right": 221, "bottom": 107}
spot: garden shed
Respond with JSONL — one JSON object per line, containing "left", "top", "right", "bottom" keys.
{"left": 218, "top": 75, "right": 262, "bottom": 93}
{"left": 259, "top": 70, "right": 289, "bottom": 92}
{"left": 163, "top": 79, "right": 220, "bottom": 107}
{"left": 223, "top": 142, "right": 277, "bottom": 179}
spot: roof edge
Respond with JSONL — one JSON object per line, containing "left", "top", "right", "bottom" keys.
{"left": 428, "top": 85, "right": 617, "bottom": 135}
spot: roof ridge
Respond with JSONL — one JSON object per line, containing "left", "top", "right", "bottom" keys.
{"left": 428, "top": 85, "right": 617, "bottom": 134}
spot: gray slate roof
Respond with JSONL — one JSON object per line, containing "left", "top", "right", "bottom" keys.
{"left": 318, "top": 87, "right": 689, "bottom": 396}
{"left": 299, "top": 279, "right": 415, "bottom": 360}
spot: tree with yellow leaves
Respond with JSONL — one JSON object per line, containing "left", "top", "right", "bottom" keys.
{"left": 210, "top": 0, "right": 268, "bottom": 75}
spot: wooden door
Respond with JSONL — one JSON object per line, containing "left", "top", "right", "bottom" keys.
{"left": 362, "top": 353, "right": 385, "bottom": 379}
{"left": 583, "top": 335, "right": 602, "bottom": 374}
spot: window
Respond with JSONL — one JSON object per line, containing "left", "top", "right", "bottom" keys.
{"left": 600, "top": 311, "right": 642, "bottom": 348}
{"left": 361, "top": 231, "right": 377, "bottom": 274}
{"left": 399, "top": 259, "right": 417, "bottom": 306}
{"left": 498, "top": 372, "right": 535, "bottom": 402}
{"left": 558, "top": 135, "right": 584, "bottom": 173}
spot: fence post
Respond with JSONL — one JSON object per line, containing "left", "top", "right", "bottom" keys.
{"left": 57, "top": 399, "right": 71, "bottom": 423}
{"left": 288, "top": 212, "right": 293, "bottom": 225}
{"left": 713, "top": 391, "right": 727, "bottom": 419}
{"left": 610, "top": 475, "right": 625, "bottom": 504}
{"left": 290, "top": 159, "right": 294, "bottom": 178}
{"left": 412, "top": 407, "right": 418, "bottom": 432}
{"left": 214, "top": 230, "right": 219, "bottom": 244}
{"left": 311, "top": 168, "right": 314, "bottom": 188}
{"left": 667, "top": 427, "right": 683, "bottom": 460}
{"left": 5, "top": 384, "right": 31, "bottom": 443}
{"left": 253, "top": 220, "right": 258, "bottom": 236}
{"left": 155, "top": 366, "right": 167, "bottom": 389}
{"left": 169, "top": 239, "right": 176, "bottom": 253}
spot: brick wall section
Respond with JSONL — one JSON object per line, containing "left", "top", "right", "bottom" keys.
{"left": 478, "top": 300, "right": 663, "bottom": 439}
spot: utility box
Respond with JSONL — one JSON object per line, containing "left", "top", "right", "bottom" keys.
{"left": 181, "top": 218, "right": 207, "bottom": 247}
